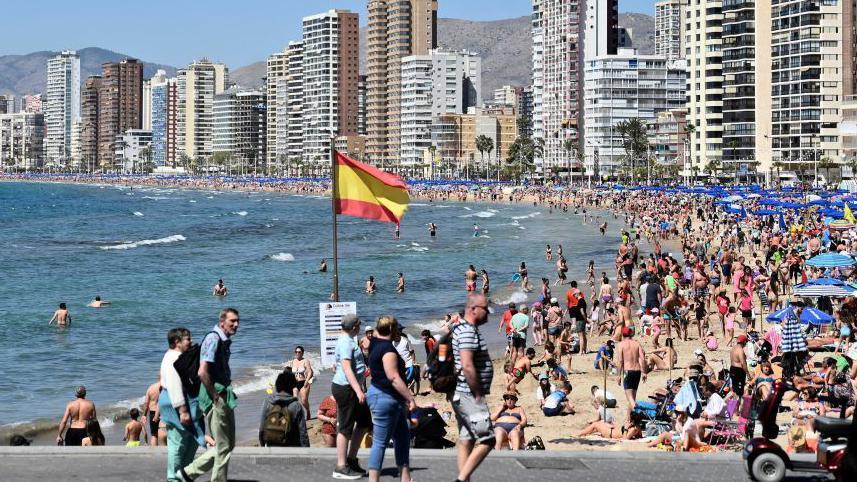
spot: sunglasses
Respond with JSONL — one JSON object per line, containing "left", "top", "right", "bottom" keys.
{"left": 503, "top": 396, "right": 518, "bottom": 401}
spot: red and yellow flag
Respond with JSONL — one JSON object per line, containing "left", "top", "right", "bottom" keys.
{"left": 334, "top": 152, "right": 409, "bottom": 223}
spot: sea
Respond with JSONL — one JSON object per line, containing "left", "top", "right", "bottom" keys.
{"left": 0, "top": 181, "right": 622, "bottom": 436}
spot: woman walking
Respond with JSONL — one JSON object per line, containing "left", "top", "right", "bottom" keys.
{"left": 289, "top": 346, "right": 314, "bottom": 417}
{"left": 366, "top": 315, "right": 417, "bottom": 482}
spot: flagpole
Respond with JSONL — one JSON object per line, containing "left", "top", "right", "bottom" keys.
{"left": 331, "top": 136, "right": 340, "bottom": 302}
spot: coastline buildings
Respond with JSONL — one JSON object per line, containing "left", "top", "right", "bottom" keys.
{"left": 145, "top": 70, "right": 176, "bottom": 167}
{"left": 0, "top": 112, "right": 45, "bottom": 169}
{"left": 79, "top": 76, "right": 102, "bottom": 170}
{"left": 431, "top": 108, "right": 517, "bottom": 170}
{"left": 300, "top": 9, "right": 359, "bottom": 164}
{"left": 22, "top": 95, "right": 42, "bottom": 114}
{"left": 366, "top": 0, "right": 438, "bottom": 167}
{"left": 265, "top": 43, "right": 304, "bottom": 168}
{"left": 655, "top": 0, "right": 683, "bottom": 61}
{"left": 213, "top": 87, "right": 266, "bottom": 169}
{"left": 176, "top": 59, "right": 229, "bottom": 161}
{"left": 97, "top": 59, "right": 144, "bottom": 169}
{"left": 400, "top": 49, "right": 481, "bottom": 168}
{"left": 44, "top": 50, "right": 80, "bottom": 164}
{"left": 114, "top": 129, "right": 152, "bottom": 171}
{"left": 583, "top": 49, "right": 686, "bottom": 176}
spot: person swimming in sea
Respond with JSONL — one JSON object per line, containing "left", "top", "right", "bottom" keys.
{"left": 319, "top": 258, "right": 328, "bottom": 273}
{"left": 212, "top": 279, "right": 228, "bottom": 296}
{"left": 49, "top": 303, "right": 71, "bottom": 326}
{"left": 473, "top": 223, "right": 480, "bottom": 237}
{"left": 87, "top": 296, "right": 111, "bottom": 308}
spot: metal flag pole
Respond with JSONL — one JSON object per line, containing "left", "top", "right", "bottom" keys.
{"left": 330, "top": 136, "right": 340, "bottom": 302}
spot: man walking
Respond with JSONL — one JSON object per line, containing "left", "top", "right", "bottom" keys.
{"left": 141, "top": 376, "right": 163, "bottom": 446}
{"left": 159, "top": 327, "right": 204, "bottom": 482}
{"left": 177, "top": 308, "right": 240, "bottom": 482}
{"left": 615, "top": 326, "right": 647, "bottom": 421}
{"left": 331, "top": 314, "right": 371, "bottom": 480}
{"left": 451, "top": 294, "right": 494, "bottom": 482}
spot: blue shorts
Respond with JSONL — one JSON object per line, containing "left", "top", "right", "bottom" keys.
{"left": 543, "top": 405, "right": 562, "bottom": 417}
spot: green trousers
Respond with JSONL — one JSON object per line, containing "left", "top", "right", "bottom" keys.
{"left": 166, "top": 425, "right": 199, "bottom": 482}
{"left": 183, "top": 401, "right": 235, "bottom": 482}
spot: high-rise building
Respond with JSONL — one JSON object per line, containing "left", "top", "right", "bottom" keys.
{"left": 771, "top": 0, "right": 856, "bottom": 169}
{"left": 266, "top": 47, "right": 290, "bottom": 167}
{"left": 0, "top": 95, "right": 15, "bottom": 114}
{"left": 655, "top": 0, "right": 683, "bottom": 61}
{"left": 532, "top": 0, "right": 587, "bottom": 174}
{"left": 45, "top": 50, "right": 80, "bottom": 163}
{"left": 142, "top": 79, "right": 153, "bottom": 131}
{"left": 80, "top": 76, "right": 101, "bottom": 171}
{"left": 430, "top": 109, "right": 517, "bottom": 169}
{"left": 366, "top": 0, "right": 438, "bottom": 167}
{"left": 114, "top": 129, "right": 152, "bottom": 172}
{"left": 301, "top": 9, "right": 359, "bottom": 164}
{"left": 358, "top": 75, "right": 368, "bottom": 136}
{"left": 213, "top": 87, "right": 266, "bottom": 168}
{"left": 23, "top": 95, "right": 42, "bottom": 114}
{"left": 0, "top": 112, "right": 45, "bottom": 169}
{"left": 97, "top": 59, "right": 144, "bottom": 168}
{"left": 649, "top": 110, "right": 688, "bottom": 166}
{"left": 685, "top": 0, "right": 724, "bottom": 172}
{"left": 400, "top": 49, "right": 482, "bottom": 167}
{"left": 584, "top": 49, "right": 686, "bottom": 176}
{"left": 584, "top": 0, "right": 619, "bottom": 60}
{"left": 176, "top": 59, "right": 229, "bottom": 161}
{"left": 147, "top": 70, "right": 173, "bottom": 167}
{"left": 285, "top": 42, "right": 305, "bottom": 164}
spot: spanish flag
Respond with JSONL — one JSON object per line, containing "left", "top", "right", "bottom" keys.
{"left": 334, "top": 151, "right": 409, "bottom": 223}
{"left": 845, "top": 202, "right": 857, "bottom": 224}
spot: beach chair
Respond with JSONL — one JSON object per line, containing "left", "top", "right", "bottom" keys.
{"left": 708, "top": 399, "right": 744, "bottom": 448}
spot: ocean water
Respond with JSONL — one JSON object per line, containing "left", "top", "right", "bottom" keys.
{"left": 0, "top": 181, "right": 621, "bottom": 428}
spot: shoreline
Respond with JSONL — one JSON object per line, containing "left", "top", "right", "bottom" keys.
{"left": 1, "top": 175, "right": 681, "bottom": 450}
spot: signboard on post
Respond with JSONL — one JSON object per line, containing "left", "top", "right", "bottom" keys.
{"left": 319, "top": 302, "right": 357, "bottom": 368}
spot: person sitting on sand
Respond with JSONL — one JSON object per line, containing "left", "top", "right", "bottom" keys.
{"left": 646, "top": 337, "right": 677, "bottom": 372}
{"left": 542, "top": 381, "right": 574, "bottom": 417}
{"left": 491, "top": 392, "right": 528, "bottom": 450}
{"left": 212, "top": 279, "right": 228, "bottom": 296}
{"left": 87, "top": 296, "right": 111, "bottom": 308}
{"left": 594, "top": 340, "right": 615, "bottom": 371}
{"left": 646, "top": 407, "right": 706, "bottom": 451}
{"left": 535, "top": 373, "right": 555, "bottom": 407}
{"left": 124, "top": 408, "right": 144, "bottom": 447}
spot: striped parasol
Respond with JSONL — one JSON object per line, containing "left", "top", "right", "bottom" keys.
{"left": 792, "top": 278, "right": 857, "bottom": 297}
{"left": 828, "top": 219, "right": 855, "bottom": 231}
{"left": 806, "top": 252, "right": 856, "bottom": 268}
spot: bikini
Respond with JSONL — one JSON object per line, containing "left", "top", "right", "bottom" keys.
{"left": 293, "top": 361, "right": 307, "bottom": 390}
{"left": 496, "top": 411, "right": 523, "bottom": 433}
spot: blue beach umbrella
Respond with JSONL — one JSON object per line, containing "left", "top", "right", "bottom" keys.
{"left": 766, "top": 305, "right": 834, "bottom": 325}
{"left": 793, "top": 278, "right": 857, "bottom": 297}
{"left": 806, "top": 253, "right": 856, "bottom": 268}
{"left": 752, "top": 209, "right": 781, "bottom": 216}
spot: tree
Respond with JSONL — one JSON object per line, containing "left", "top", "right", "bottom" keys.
{"left": 562, "top": 138, "right": 576, "bottom": 184}
{"left": 475, "top": 135, "right": 493, "bottom": 180}
{"left": 506, "top": 137, "right": 539, "bottom": 183}
{"left": 615, "top": 118, "right": 649, "bottom": 182}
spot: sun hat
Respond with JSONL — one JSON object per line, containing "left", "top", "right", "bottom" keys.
{"left": 365, "top": 325, "right": 374, "bottom": 332}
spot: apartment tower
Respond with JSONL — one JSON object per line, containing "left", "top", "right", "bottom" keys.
{"left": 97, "top": 59, "right": 143, "bottom": 168}
{"left": 655, "top": 0, "right": 684, "bottom": 61}
{"left": 79, "top": 76, "right": 102, "bottom": 170}
{"left": 44, "top": 50, "right": 80, "bottom": 163}
{"left": 366, "top": 0, "right": 438, "bottom": 167}
{"left": 685, "top": 0, "right": 724, "bottom": 172}
{"left": 300, "top": 9, "right": 359, "bottom": 164}
{"left": 176, "top": 59, "right": 229, "bottom": 160}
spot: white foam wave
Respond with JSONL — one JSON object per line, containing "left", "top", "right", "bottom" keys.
{"left": 463, "top": 206, "right": 472, "bottom": 211}
{"left": 189, "top": 200, "right": 197, "bottom": 203}
{"left": 270, "top": 252, "right": 295, "bottom": 262}
{"left": 141, "top": 196, "right": 170, "bottom": 200}
{"left": 132, "top": 212, "right": 144, "bottom": 217}
{"left": 407, "top": 246, "right": 429, "bottom": 252}
{"left": 496, "top": 290, "right": 529, "bottom": 305}
{"left": 410, "top": 203, "right": 430, "bottom": 206}
{"left": 511, "top": 212, "right": 541, "bottom": 220}
{"left": 459, "top": 211, "right": 496, "bottom": 219}
{"left": 233, "top": 211, "right": 248, "bottom": 216}
{"left": 100, "top": 234, "right": 186, "bottom": 250}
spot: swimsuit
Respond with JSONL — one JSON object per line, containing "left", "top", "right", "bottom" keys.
{"left": 126, "top": 440, "right": 141, "bottom": 447}
{"left": 495, "top": 411, "right": 522, "bottom": 433}
{"left": 623, "top": 370, "right": 642, "bottom": 390}
{"left": 148, "top": 411, "right": 158, "bottom": 437}
{"left": 64, "top": 427, "right": 88, "bottom": 446}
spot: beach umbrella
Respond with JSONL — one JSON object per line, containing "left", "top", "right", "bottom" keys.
{"left": 828, "top": 219, "right": 855, "bottom": 231}
{"left": 793, "top": 278, "right": 857, "bottom": 297}
{"left": 766, "top": 305, "right": 834, "bottom": 325}
{"left": 720, "top": 195, "right": 743, "bottom": 202}
{"left": 752, "top": 209, "right": 781, "bottom": 216}
{"left": 806, "top": 252, "right": 856, "bottom": 267}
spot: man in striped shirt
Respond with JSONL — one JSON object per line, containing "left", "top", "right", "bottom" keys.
{"left": 451, "top": 294, "right": 494, "bottom": 482}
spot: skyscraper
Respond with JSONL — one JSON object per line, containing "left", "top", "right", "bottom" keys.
{"left": 266, "top": 48, "right": 290, "bottom": 167}
{"left": 655, "top": 0, "right": 683, "bottom": 61}
{"left": 80, "top": 76, "right": 102, "bottom": 171}
{"left": 366, "top": 0, "right": 438, "bottom": 167}
{"left": 301, "top": 9, "right": 359, "bottom": 164}
{"left": 584, "top": 0, "right": 619, "bottom": 60}
{"left": 176, "top": 59, "right": 229, "bottom": 161}
{"left": 685, "top": 0, "right": 724, "bottom": 172}
{"left": 213, "top": 88, "right": 266, "bottom": 168}
{"left": 98, "top": 59, "right": 144, "bottom": 168}
{"left": 266, "top": 41, "right": 304, "bottom": 168}
{"left": 45, "top": 50, "right": 80, "bottom": 163}
{"left": 147, "top": 70, "right": 173, "bottom": 167}
{"left": 532, "top": 0, "right": 588, "bottom": 175}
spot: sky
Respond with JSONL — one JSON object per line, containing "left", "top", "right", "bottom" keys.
{"left": 0, "top": 0, "right": 655, "bottom": 68}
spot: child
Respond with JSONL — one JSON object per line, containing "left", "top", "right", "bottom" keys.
{"left": 589, "top": 300, "right": 602, "bottom": 336}
{"left": 705, "top": 330, "right": 719, "bottom": 351}
{"left": 725, "top": 306, "right": 737, "bottom": 346}
{"left": 739, "top": 289, "right": 754, "bottom": 330}
{"left": 124, "top": 408, "right": 144, "bottom": 447}
{"left": 558, "top": 321, "right": 575, "bottom": 371}
{"left": 651, "top": 308, "right": 664, "bottom": 349}
{"left": 715, "top": 290, "right": 730, "bottom": 337}
{"left": 693, "top": 302, "right": 707, "bottom": 339}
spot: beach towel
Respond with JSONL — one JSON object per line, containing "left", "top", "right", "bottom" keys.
{"left": 673, "top": 380, "right": 702, "bottom": 417}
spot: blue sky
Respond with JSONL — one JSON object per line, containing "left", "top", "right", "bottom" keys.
{"left": 0, "top": 0, "right": 655, "bottom": 68}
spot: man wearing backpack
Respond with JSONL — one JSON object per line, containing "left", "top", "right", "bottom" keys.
{"left": 451, "top": 294, "right": 494, "bottom": 482}
{"left": 259, "top": 370, "right": 309, "bottom": 447}
{"left": 176, "top": 308, "right": 239, "bottom": 482}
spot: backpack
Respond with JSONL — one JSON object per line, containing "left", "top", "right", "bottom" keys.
{"left": 261, "top": 400, "right": 294, "bottom": 447}
{"left": 425, "top": 329, "right": 457, "bottom": 395}
{"left": 172, "top": 331, "right": 218, "bottom": 398}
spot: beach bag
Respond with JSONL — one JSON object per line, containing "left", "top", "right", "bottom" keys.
{"left": 261, "top": 400, "right": 294, "bottom": 447}
{"left": 173, "top": 334, "right": 211, "bottom": 398}
{"left": 425, "top": 329, "right": 456, "bottom": 395}
{"left": 525, "top": 436, "right": 546, "bottom": 450}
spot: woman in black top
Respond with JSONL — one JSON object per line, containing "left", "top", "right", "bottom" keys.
{"left": 366, "top": 315, "right": 417, "bottom": 482}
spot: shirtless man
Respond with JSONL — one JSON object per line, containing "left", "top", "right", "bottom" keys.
{"left": 212, "top": 279, "right": 228, "bottom": 296}
{"left": 57, "top": 386, "right": 96, "bottom": 446}
{"left": 730, "top": 334, "right": 749, "bottom": 403}
{"left": 87, "top": 296, "right": 111, "bottom": 308}
{"left": 396, "top": 272, "right": 405, "bottom": 293}
{"left": 366, "top": 276, "right": 377, "bottom": 294}
{"left": 506, "top": 348, "right": 540, "bottom": 394}
{"left": 48, "top": 303, "right": 71, "bottom": 326}
{"left": 319, "top": 259, "right": 328, "bottom": 273}
{"left": 428, "top": 222, "right": 437, "bottom": 238}
{"left": 615, "top": 327, "right": 647, "bottom": 420}
{"left": 141, "top": 376, "right": 162, "bottom": 446}
{"left": 465, "top": 264, "right": 478, "bottom": 292}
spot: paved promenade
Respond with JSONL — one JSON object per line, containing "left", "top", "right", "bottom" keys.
{"left": 0, "top": 446, "right": 829, "bottom": 481}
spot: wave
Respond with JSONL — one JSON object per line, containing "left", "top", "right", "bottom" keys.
{"left": 410, "top": 203, "right": 430, "bottom": 206}
{"left": 233, "top": 211, "right": 248, "bottom": 216}
{"left": 132, "top": 212, "right": 144, "bottom": 217}
{"left": 269, "top": 252, "right": 295, "bottom": 262}
{"left": 189, "top": 199, "right": 197, "bottom": 203}
{"left": 141, "top": 196, "right": 170, "bottom": 200}
{"left": 511, "top": 212, "right": 541, "bottom": 220}
{"left": 459, "top": 211, "right": 496, "bottom": 219}
{"left": 494, "top": 290, "right": 529, "bottom": 306}
{"left": 99, "top": 234, "right": 186, "bottom": 251}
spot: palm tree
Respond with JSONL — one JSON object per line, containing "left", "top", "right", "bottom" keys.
{"left": 616, "top": 118, "right": 649, "bottom": 182}
{"left": 506, "top": 137, "right": 538, "bottom": 183}
{"left": 563, "top": 138, "right": 576, "bottom": 185}
{"left": 475, "top": 135, "right": 493, "bottom": 180}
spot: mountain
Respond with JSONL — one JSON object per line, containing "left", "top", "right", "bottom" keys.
{"left": 1, "top": 14, "right": 656, "bottom": 99}
{"left": 0, "top": 47, "right": 176, "bottom": 98}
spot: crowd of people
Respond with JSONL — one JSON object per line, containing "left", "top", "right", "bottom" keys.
{"left": 29, "top": 175, "right": 857, "bottom": 481}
